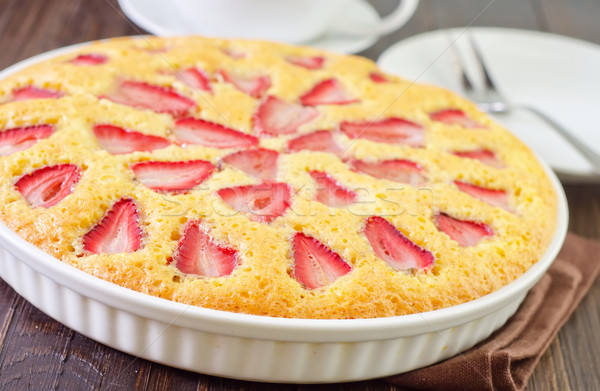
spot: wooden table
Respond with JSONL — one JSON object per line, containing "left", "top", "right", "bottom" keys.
{"left": 1, "top": 0, "right": 599, "bottom": 389}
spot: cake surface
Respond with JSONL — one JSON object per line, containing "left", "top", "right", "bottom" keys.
{"left": 0, "top": 36, "right": 557, "bottom": 319}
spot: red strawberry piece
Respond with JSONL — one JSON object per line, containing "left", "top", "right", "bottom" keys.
{"left": 429, "top": 109, "right": 484, "bottom": 128}
{"left": 101, "top": 80, "right": 195, "bottom": 116}
{"left": 309, "top": 171, "right": 357, "bottom": 208}
{"left": 15, "top": 164, "right": 80, "bottom": 208}
{"left": 173, "top": 118, "right": 258, "bottom": 149}
{"left": 82, "top": 198, "right": 142, "bottom": 254}
{"left": 218, "top": 70, "right": 271, "bottom": 98}
{"left": 221, "top": 48, "right": 246, "bottom": 59}
{"left": 453, "top": 149, "right": 504, "bottom": 169}
{"left": 222, "top": 148, "right": 278, "bottom": 180}
{"left": 93, "top": 124, "right": 170, "bottom": 154}
{"left": 286, "top": 55, "right": 325, "bottom": 70}
{"left": 435, "top": 213, "right": 493, "bottom": 247}
{"left": 70, "top": 53, "right": 108, "bottom": 66}
{"left": 254, "top": 95, "right": 318, "bottom": 136}
{"left": 287, "top": 130, "right": 343, "bottom": 154}
{"left": 292, "top": 232, "right": 351, "bottom": 289}
{"left": 300, "top": 79, "right": 359, "bottom": 106}
{"left": 11, "top": 86, "right": 63, "bottom": 102}
{"left": 217, "top": 182, "right": 291, "bottom": 223}
{"left": 131, "top": 160, "right": 215, "bottom": 193}
{"left": 349, "top": 159, "right": 426, "bottom": 186}
{"left": 172, "top": 220, "right": 238, "bottom": 277}
{"left": 340, "top": 118, "right": 424, "bottom": 147}
{"left": 0, "top": 125, "right": 54, "bottom": 156}
{"left": 369, "top": 72, "right": 389, "bottom": 83}
{"left": 454, "top": 181, "right": 511, "bottom": 211}
{"left": 364, "top": 216, "right": 434, "bottom": 271}
{"left": 175, "top": 67, "right": 211, "bottom": 92}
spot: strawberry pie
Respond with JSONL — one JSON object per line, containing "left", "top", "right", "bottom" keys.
{"left": 0, "top": 37, "right": 557, "bottom": 318}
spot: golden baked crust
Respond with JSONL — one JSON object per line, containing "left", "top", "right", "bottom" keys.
{"left": 0, "top": 36, "right": 557, "bottom": 319}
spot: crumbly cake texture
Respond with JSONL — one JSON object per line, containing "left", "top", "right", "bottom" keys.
{"left": 0, "top": 36, "right": 557, "bottom": 319}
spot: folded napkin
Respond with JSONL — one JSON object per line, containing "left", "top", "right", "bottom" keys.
{"left": 385, "top": 233, "right": 600, "bottom": 391}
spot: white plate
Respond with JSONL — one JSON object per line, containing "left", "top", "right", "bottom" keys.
{"left": 378, "top": 27, "right": 600, "bottom": 181}
{"left": 0, "top": 39, "right": 568, "bottom": 383}
{"left": 118, "top": 0, "right": 379, "bottom": 54}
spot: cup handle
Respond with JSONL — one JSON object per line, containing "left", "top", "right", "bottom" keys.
{"left": 330, "top": 0, "right": 419, "bottom": 37}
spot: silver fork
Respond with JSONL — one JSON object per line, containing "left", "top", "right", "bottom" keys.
{"left": 448, "top": 31, "right": 600, "bottom": 175}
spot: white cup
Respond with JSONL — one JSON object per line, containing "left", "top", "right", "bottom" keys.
{"left": 170, "top": 0, "right": 419, "bottom": 44}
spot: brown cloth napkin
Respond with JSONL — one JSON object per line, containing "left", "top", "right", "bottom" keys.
{"left": 385, "top": 233, "right": 600, "bottom": 391}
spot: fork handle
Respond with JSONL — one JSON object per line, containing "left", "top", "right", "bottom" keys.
{"left": 518, "top": 105, "right": 600, "bottom": 176}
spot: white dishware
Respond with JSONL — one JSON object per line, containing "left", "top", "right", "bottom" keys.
{"left": 378, "top": 27, "right": 600, "bottom": 181}
{"left": 0, "top": 40, "right": 568, "bottom": 383}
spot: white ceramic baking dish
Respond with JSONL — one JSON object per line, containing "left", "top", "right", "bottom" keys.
{"left": 0, "top": 41, "right": 568, "bottom": 383}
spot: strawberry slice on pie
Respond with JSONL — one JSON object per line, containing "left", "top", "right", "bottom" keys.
{"left": 454, "top": 181, "right": 511, "bottom": 211}
{"left": 253, "top": 96, "right": 318, "bottom": 136}
{"left": 286, "top": 55, "right": 325, "bottom": 70}
{"left": 15, "top": 164, "right": 81, "bottom": 208}
{"left": 174, "top": 67, "right": 212, "bottom": 92}
{"left": 10, "top": 86, "right": 63, "bottom": 102}
{"left": 82, "top": 198, "right": 142, "bottom": 254}
{"left": 131, "top": 160, "right": 215, "bottom": 193}
{"left": 70, "top": 53, "right": 108, "bottom": 66}
{"left": 217, "top": 182, "right": 291, "bottom": 223}
{"left": 349, "top": 159, "right": 426, "bottom": 186}
{"left": 340, "top": 118, "right": 424, "bottom": 147}
{"left": 300, "top": 79, "right": 359, "bottom": 106}
{"left": 173, "top": 118, "right": 258, "bottom": 149}
{"left": 287, "top": 130, "right": 343, "bottom": 154}
{"left": 93, "top": 124, "right": 170, "bottom": 154}
{"left": 435, "top": 213, "right": 493, "bottom": 247}
{"left": 369, "top": 72, "right": 389, "bottom": 83}
{"left": 364, "top": 216, "right": 434, "bottom": 271}
{"left": 453, "top": 149, "right": 504, "bottom": 169}
{"left": 222, "top": 148, "right": 279, "bottom": 181}
{"left": 293, "top": 232, "right": 351, "bottom": 289}
{"left": 309, "top": 171, "right": 357, "bottom": 208}
{"left": 429, "top": 109, "right": 484, "bottom": 128}
{"left": 101, "top": 80, "right": 195, "bottom": 116}
{"left": 218, "top": 70, "right": 271, "bottom": 98}
{"left": 0, "top": 125, "right": 54, "bottom": 156}
{"left": 172, "top": 220, "right": 238, "bottom": 277}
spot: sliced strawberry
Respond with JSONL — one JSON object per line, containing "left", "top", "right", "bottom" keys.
{"left": 454, "top": 181, "right": 511, "bottom": 211}
{"left": 309, "top": 171, "right": 356, "bottom": 208}
{"left": 15, "top": 164, "right": 80, "bottom": 208}
{"left": 286, "top": 55, "right": 325, "bottom": 70}
{"left": 300, "top": 79, "right": 359, "bottom": 106}
{"left": 93, "top": 124, "right": 170, "bottom": 154}
{"left": 221, "top": 48, "right": 246, "bottom": 59}
{"left": 175, "top": 67, "right": 211, "bottom": 92}
{"left": 172, "top": 220, "right": 238, "bottom": 277}
{"left": 0, "top": 125, "right": 54, "bottom": 156}
{"left": 82, "top": 198, "right": 142, "bottom": 254}
{"left": 287, "top": 130, "right": 343, "bottom": 155}
{"left": 131, "top": 160, "right": 215, "bottom": 193}
{"left": 218, "top": 70, "right": 271, "bottom": 98}
{"left": 340, "top": 118, "right": 424, "bottom": 147}
{"left": 453, "top": 149, "right": 504, "bottom": 169}
{"left": 429, "top": 109, "right": 484, "bottom": 128}
{"left": 254, "top": 96, "right": 318, "bottom": 136}
{"left": 435, "top": 213, "right": 493, "bottom": 247}
{"left": 101, "top": 80, "right": 195, "bottom": 116}
{"left": 349, "top": 159, "right": 426, "bottom": 186}
{"left": 70, "top": 53, "right": 108, "bottom": 66}
{"left": 369, "top": 72, "right": 389, "bottom": 83}
{"left": 293, "top": 232, "right": 351, "bottom": 289}
{"left": 364, "top": 216, "right": 434, "bottom": 271}
{"left": 173, "top": 118, "right": 258, "bottom": 149}
{"left": 11, "top": 86, "right": 63, "bottom": 102}
{"left": 217, "top": 182, "right": 291, "bottom": 223}
{"left": 222, "top": 148, "right": 278, "bottom": 181}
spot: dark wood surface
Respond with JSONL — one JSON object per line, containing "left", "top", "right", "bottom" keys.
{"left": 1, "top": 0, "right": 599, "bottom": 389}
